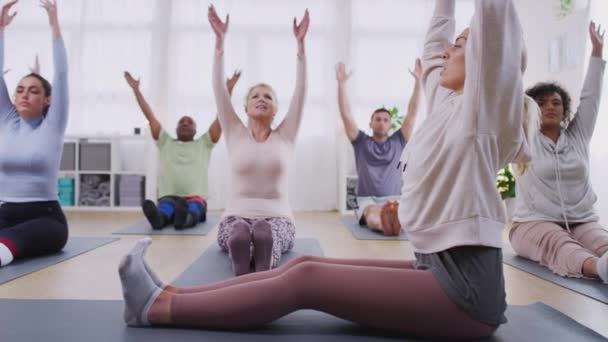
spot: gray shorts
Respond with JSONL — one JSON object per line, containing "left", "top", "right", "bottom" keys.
{"left": 354, "top": 195, "right": 400, "bottom": 224}
{"left": 415, "top": 246, "right": 507, "bottom": 327}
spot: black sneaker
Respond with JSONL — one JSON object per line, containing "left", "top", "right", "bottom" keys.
{"left": 173, "top": 197, "right": 189, "bottom": 230}
{"left": 142, "top": 200, "right": 165, "bottom": 230}
{"left": 200, "top": 205, "right": 207, "bottom": 223}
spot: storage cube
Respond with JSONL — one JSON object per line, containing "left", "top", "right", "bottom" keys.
{"left": 79, "top": 142, "right": 111, "bottom": 171}
{"left": 60, "top": 142, "right": 76, "bottom": 171}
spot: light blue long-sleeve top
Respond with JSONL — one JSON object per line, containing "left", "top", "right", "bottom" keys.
{"left": 0, "top": 33, "right": 69, "bottom": 202}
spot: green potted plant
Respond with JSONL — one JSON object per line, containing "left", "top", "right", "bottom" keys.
{"left": 387, "top": 106, "right": 403, "bottom": 131}
{"left": 496, "top": 165, "right": 516, "bottom": 221}
{"left": 557, "top": 0, "right": 573, "bottom": 18}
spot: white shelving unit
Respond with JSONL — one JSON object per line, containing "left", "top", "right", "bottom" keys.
{"left": 58, "top": 135, "right": 154, "bottom": 212}
{"left": 345, "top": 174, "right": 359, "bottom": 213}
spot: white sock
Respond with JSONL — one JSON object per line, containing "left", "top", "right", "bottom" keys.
{"left": 118, "top": 238, "right": 163, "bottom": 326}
{"left": 0, "top": 242, "right": 14, "bottom": 266}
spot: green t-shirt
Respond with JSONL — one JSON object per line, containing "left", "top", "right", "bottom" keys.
{"left": 156, "top": 130, "right": 215, "bottom": 198}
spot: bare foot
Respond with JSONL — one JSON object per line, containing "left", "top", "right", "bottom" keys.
{"left": 147, "top": 289, "right": 173, "bottom": 325}
{"left": 380, "top": 201, "right": 401, "bottom": 236}
{"left": 164, "top": 285, "right": 179, "bottom": 293}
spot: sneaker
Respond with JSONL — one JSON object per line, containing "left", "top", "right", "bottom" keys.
{"left": 142, "top": 200, "right": 165, "bottom": 230}
{"left": 173, "top": 198, "right": 189, "bottom": 230}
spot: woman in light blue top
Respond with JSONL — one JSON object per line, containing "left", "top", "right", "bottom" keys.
{"left": 0, "top": 0, "right": 70, "bottom": 267}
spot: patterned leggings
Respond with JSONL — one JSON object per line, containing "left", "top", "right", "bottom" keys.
{"left": 217, "top": 216, "right": 295, "bottom": 268}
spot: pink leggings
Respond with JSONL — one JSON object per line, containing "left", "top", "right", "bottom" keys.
{"left": 509, "top": 221, "right": 608, "bottom": 277}
{"left": 167, "top": 256, "right": 496, "bottom": 340}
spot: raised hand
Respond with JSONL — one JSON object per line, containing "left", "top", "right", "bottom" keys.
{"left": 335, "top": 62, "right": 352, "bottom": 84}
{"left": 40, "top": 0, "right": 58, "bottom": 27}
{"left": 0, "top": 0, "right": 18, "bottom": 30}
{"left": 123, "top": 71, "right": 140, "bottom": 90}
{"left": 208, "top": 4, "right": 229, "bottom": 49}
{"left": 409, "top": 58, "right": 422, "bottom": 81}
{"left": 30, "top": 54, "right": 40, "bottom": 74}
{"left": 293, "top": 9, "right": 310, "bottom": 44}
{"left": 590, "top": 21, "right": 604, "bottom": 58}
{"left": 226, "top": 69, "right": 241, "bottom": 96}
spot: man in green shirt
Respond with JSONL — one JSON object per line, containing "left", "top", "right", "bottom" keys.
{"left": 124, "top": 70, "right": 241, "bottom": 229}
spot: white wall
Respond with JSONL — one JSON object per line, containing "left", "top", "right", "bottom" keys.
{"left": 588, "top": 0, "right": 608, "bottom": 224}
{"left": 515, "top": 0, "right": 590, "bottom": 93}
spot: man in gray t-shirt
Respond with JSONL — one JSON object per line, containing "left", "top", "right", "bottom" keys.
{"left": 336, "top": 60, "right": 422, "bottom": 235}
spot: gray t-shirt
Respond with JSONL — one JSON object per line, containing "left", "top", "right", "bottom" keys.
{"left": 352, "top": 130, "right": 406, "bottom": 197}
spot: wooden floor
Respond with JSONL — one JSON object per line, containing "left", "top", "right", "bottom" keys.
{"left": 0, "top": 211, "right": 606, "bottom": 338}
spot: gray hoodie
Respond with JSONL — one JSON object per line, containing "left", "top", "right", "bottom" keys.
{"left": 513, "top": 57, "right": 606, "bottom": 229}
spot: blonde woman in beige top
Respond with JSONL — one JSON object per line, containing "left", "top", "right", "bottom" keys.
{"left": 210, "top": 5, "right": 308, "bottom": 276}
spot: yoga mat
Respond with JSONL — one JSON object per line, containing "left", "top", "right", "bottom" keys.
{"left": 173, "top": 238, "right": 324, "bottom": 287}
{"left": 341, "top": 215, "right": 408, "bottom": 241}
{"left": 0, "top": 299, "right": 604, "bottom": 342}
{"left": 113, "top": 215, "right": 221, "bottom": 236}
{"left": 0, "top": 236, "right": 119, "bottom": 285}
{"left": 503, "top": 244, "right": 608, "bottom": 304}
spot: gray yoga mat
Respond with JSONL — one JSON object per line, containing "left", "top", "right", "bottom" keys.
{"left": 341, "top": 215, "right": 408, "bottom": 241}
{"left": 173, "top": 238, "right": 324, "bottom": 287}
{"left": 0, "top": 299, "right": 604, "bottom": 342}
{"left": 503, "top": 243, "right": 608, "bottom": 304}
{"left": 0, "top": 236, "right": 119, "bottom": 285}
{"left": 113, "top": 215, "right": 221, "bottom": 236}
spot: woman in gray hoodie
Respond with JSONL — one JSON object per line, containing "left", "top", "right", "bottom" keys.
{"left": 510, "top": 22, "right": 608, "bottom": 283}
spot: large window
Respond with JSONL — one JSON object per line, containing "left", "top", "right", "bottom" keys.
{"left": 3, "top": 0, "right": 476, "bottom": 210}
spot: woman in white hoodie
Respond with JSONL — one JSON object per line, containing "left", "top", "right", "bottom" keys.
{"left": 510, "top": 22, "right": 608, "bottom": 283}
{"left": 117, "top": 1, "right": 531, "bottom": 339}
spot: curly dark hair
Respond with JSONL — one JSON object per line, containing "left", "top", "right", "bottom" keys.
{"left": 525, "top": 82, "right": 572, "bottom": 127}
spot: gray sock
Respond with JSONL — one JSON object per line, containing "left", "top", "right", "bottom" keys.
{"left": 252, "top": 220, "right": 274, "bottom": 272}
{"left": 135, "top": 236, "right": 164, "bottom": 288}
{"left": 228, "top": 221, "right": 253, "bottom": 276}
{"left": 144, "top": 260, "right": 164, "bottom": 289}
{"left": 598, "top": 253, "right": 608, "bottom": 284}
{"left": 118, "top": 237, "right": 163, "bottom": 326}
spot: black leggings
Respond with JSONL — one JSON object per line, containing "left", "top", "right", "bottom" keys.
{"left": 0, "top": 201, "right": 68, "bottom": 260}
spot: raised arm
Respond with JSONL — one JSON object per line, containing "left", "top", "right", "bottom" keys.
{"left": 124, "top": 72, "right": 162, "bottom": 140}
{"left": 400, "top": 58, "right": 422, "bottom": 142}
{"left": 41, "top": 0, "right": 61, "bottom": 39}
{"left": 208, "top": 69, "right": 241, "bottom": 143}
{"left": 0, "top": 1, "right": 17, "bottom": 121}
{"left": 567, "top": 21, "right": 605, "bottom": 143}
{"left": 277, "top": 9, "right": 309, "bottom": 141}
{"left": 462, "top": 0, "right": 524, "bottom": 145}
{"left": 41, "top": 0, "right": 69, "bottom": 132}
{"left": 30, "top": 54, "right": 40, "bottom": 74}
{"left": 208, "top": 5, "right": 242, "bottom": 132}
{"left": 422, "top": 0, "right": 455, "bottom": 114}
{"left": 335, "top": 62, "right": 358, "bottom": 142}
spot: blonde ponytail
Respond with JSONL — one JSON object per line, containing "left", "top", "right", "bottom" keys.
{"left": 514, "top": 95, "right": 541, "bottom": 175}
{"left": 512, "top": 42, "right": 540, "bottom": 176}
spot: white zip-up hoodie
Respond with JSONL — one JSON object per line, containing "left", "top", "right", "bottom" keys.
{"left": 398, "top": 0, "right": 530, "bottom": 254}
{"left": 512, "top": 57, "right": 606, "bottom": 230}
